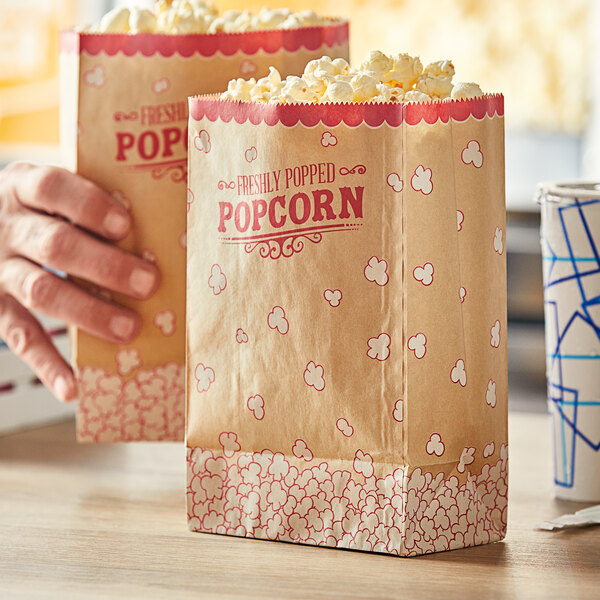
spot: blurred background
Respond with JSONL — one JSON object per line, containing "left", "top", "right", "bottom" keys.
{"left": 1, "top": 0, "right": 598, "bottom": 427}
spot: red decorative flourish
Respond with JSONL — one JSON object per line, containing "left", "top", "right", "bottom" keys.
{"left": 244, "top": 232, "right": 323, "bottom": 259}
{"left": 218, "top": 180, "right": 236, "bottom": 190}
{"left": 339, "top": 164, "right": 366, "bottom": 175}
{"left": 114, "top": 111, "right": 138, "bottom": 121}
{"left": 223, "top": 223, "right": 360, "bottom": 259}
{"left": 60, "top": 21, "right": 348, "bottom": 58}
{"left": 189, "top": 94, "right": 504, "bottom": 128}
{"left": 129, "top": 159, "right": 187, "bottom": 182}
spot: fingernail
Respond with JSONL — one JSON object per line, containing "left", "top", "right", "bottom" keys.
{"left": 109, "top": 314, "right": 136, "bottom": 340}
{"left": 54, "top": 374, "right": 76, "bottom": 402}
{"left": 103, "top": 209, "right": 130, "bottom": 237}
{"left": 130, "top": 268, "right": 156, "bottom": 298}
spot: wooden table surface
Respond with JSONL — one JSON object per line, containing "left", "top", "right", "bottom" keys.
{"left": 0, "top": 412, "right": 598, "bottom": 599}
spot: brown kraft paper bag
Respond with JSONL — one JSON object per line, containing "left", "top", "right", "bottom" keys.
{"left": 59, "top": 23, "right": 349, "bottom": 442}
{"left": 186, "top": 95, "right": 507, "bottom": 556}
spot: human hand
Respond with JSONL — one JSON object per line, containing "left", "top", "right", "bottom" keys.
{"left": 0, "top": 162, "right": 159, "bottom": 402}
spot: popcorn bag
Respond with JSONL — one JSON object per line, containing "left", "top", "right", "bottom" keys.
{"left": 59, "top": 21, "right": 349, "bottom": 443}
{"left": 186, "top": 96, "right": 508, "bottom": 556}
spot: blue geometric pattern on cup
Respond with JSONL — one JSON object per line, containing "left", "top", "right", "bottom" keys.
{"left": 542, "top": 197, "right": 600, "bottom": 488}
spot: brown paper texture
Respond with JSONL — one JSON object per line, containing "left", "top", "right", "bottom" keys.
{"left": 59, "top": 25, "right": 349, "bottom": 442}
{"left": 185, "top": 96, "right": 507, "bottom": 557}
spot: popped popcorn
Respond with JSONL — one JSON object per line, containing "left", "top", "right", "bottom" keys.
{"left": 88, "top": 2, "right": 335, "bottom": 34}
{"left": 415, "top": 73, "right": 453, "bottom": 98}
{"left": 404, "top": 90, "right": 433, "bottom": 103}
{"left": 324, "top": 80, "right": 354, "bottom": 103}
{"left": 382, "top": 53, "right": 423, "bottom": 89}
{"left": 97, "top": 7, "right": 131, "bottom": 33}
{"left": 425, "top": 60, "right": 455, "bottom": 79}
{"left": 451, "top": 82, "right": 484, "bottom": 100}
{"left": 360, "top": 50, "right": 394, "bottom": 78}
{"left": 221, "top": 50, "right": 485, "bottom": 104}
{"left": 129, "top": 8, "right": 157, "bottom": 33}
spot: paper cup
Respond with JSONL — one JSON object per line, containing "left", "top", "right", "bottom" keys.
{"left": 538, "top": 181, "right": 600, "bottom": 501}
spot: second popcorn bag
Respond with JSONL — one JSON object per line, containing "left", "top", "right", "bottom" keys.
{"left": 60, "top": 2, "right": 349, "bottom": 442}
{"left": 186, "top": 52, "right": 507, "bottom": 556}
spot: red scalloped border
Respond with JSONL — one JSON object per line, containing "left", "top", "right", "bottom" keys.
{"left": 60, "top": 21, "right": 349, "bottom": 58}
{"left": 188, "top": 94, "right": 504, "bottom": 127}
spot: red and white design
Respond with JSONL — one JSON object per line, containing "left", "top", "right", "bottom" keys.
{"left": 386, "top": 172, "right": 403, "bottom": 192}
{"left": 154, "top": 310, "right": 175, "bottom": 336}
{"left": 194, "top": 130, "right": 211, "bottom": 153}
{"left": 486, "top": 380, "right": 497, "bottom": 408}
{"left": 236, "top": 328, "right": 249, "bottom": 344}
{"left": 292, "top": 439, "right": 313, "bottom": 461}
{"left": 450, "top": 359, "right": 467, "bottom": 387}
{"left": 392, "top": 399, "right": 403, "bottom": 422}
{"left": 490, "top": 320, "right": 501, "bottom": 348}
{"left": 304, "top": 361, "right": 325, "bottom": 391}
{"left": 336, "top": 418, "right": 354, "bottom": 437}
{"left": 461, "top": 140, "right": 483, "bottom": 168}
{"left": 407, "top": 333, "right": 427, "bottom": 359}
{"left": 219, "top": 432, "right": 240, "bottom": 458}
{"left": 194, "top": 363, "right": 215, "bottom": 393}
{"left": 459, "top": 286, "right": 466, "bottom": 303}
{"left": 187, "top": 443, "right": 508, "bottom": 557}
{"left": 413, "top": 263, "right": 434, "bottom": 286}
{"left": 267, "top": 306, "right": 289, "bottom": 335}
{"left": 364, "top": 256, "right": 389, "bottom": 286}
{"left": 353, "top": 449, "right": 374, "bottom": 478}
{"left": 457, "top": 447, "right": 476, "bottom": 473}
{"left": 187, "top": 188, "right": 194, "bottom": 214}
{"left": 152, "top": 77, "right": 170, "bottom": 94}
{"left": 208, "top": 264, "right": 227, "bottom": 295}
{"left": 483, "top": 442, "right": 495, "bottom": 458}
{"left": 239, "top": 230, "right": 325, "bottom": 260}
{"left": 141, "top": 249, "right": 157, "bottom": 263}
{"left": 240, "top": 58, "right": 257, "bottom": 74}
{"left": 184, "top": 91, "right": 507, "bottom": 556}
{"left": 179, "top": 231, "right": 187, "bottom": 249}
{"left": 457, "top": 210, "right": 464, "bottom": 232}
{"left": 77, "top": 363, "right": 185, "bottom": 442}
{"left": 247, "top": 395, "right": 265, "bottom": 420}
{"left": 62, "top": 22, "right": 350, "bottom": 59}
{"left": 323, "top": 289, "right": 342, "bottom": 307}
{"left": 321, "top": 131, "right": 337, "bottom": 147}
{"left": 116, "top": 348, "right": 141, "bottom": 376}
{"left": 111, "top": 190, "right": 131, "bottom": 210}
{"left": 245, "top": 146, "right": 258, "bottom": 162}
{"left": 83, "top": 65, "right": 104, "bottom": 87}
{"left": 190, "top": 93, "right": 504, "bottom": 128}
{"left": 410, "top": 165, "right": 433, "bottom": 195}
{"left": 493, "top": 226, "right": 504, "bottom": 255}
{"left": 367, "top": 333, "right": 391, "bottom": 361}
{"left": 426, "top": 433, "right": 445, "bottom": 457}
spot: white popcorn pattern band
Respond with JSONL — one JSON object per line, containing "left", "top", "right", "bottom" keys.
{"left": 187, "top": 444, "right": 508, "bottom": 557}
{"left": 77, "top": 363, "right": 185, "bottom": 442}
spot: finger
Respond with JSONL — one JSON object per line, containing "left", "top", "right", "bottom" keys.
{"left": 7, "top": 212, "right": 159, "bottom": 300}
{"left": 0, "top": 294, "right": 77, "bottom": 402}
{"left": 0, "top": 257, "right": 142, "bottom": 344}
{"left": 3, "top": 161, "right": 132, "bottom": 240}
